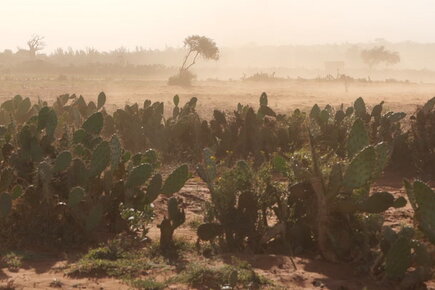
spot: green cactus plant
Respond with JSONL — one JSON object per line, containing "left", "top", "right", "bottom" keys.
{"left": 342, "top": 145, "right": 376, "bottom": 189}
{"left": 161, "top": 164, "right": 189, "bottom": 195}
{"left": 144, "top": 174, "right": 162, "bottom": 203}
{"left": 373, "top": 226, "right": 433, "bottom": 288}
{"left": 82, "top": 112, "right": 104, "bottom": 135}
{"left": 53, "top": 150, "right": 72, "bottom": 173}
{"left": 158, "top": 197, "right": 185, "bottom": 250}
{"left": 404, "top": 180, "right": 435, "bottom": 244}
{"left": 85, "top": 204, "right": 104, "bottom": 232}
{"left": 347, "top": 118, "right": 369, "bottom": 158}
{"left": 68, "top": 186, "right": 85, "bottom": 207}
{"left": 97, "top": 92, "right": 106, "bottom": 110}
{"left": 109, "top": 135, "right": 121, "bottom": 169}
{"left": 89, "top": 141, "right": 111, "bottom": 177}
{"left": 125, "top": 163, "right": 152, "bottom": 188}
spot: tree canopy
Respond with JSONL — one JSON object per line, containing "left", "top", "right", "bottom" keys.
{"left": 361, "top": 46, "right": 400, "bottom": 69}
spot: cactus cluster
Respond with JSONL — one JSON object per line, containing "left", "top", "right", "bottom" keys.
{"left": 0, "top": 94, "right": 189, "bottom": 248}
{"left": 409, "top": 97, "right": 435, "bottom": 177}
{"left": 404, "top": 180, "right": 435, "bottom": 244}
{"left": 0, "top": 93, "right": 432, "bottom": 177}
{"left": 371, "top": 226, "right": 432, "bottom": 288}
{"left": 194, "top": 104, "right": 414, "bottom": 266}
{"left": 0, "top": 91, "right": 433, "bottom": 287}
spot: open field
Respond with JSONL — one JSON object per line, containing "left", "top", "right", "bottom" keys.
{"left": 1, "top": 77, "right": 434, "bottom": 116}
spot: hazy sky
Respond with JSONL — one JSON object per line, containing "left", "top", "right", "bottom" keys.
{"left": 1, "top": 0, "right": 434, "bottom": 52}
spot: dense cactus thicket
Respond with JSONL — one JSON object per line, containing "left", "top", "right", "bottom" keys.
{"left": 0, "top": 92, "right": 433, "bottom": 288}
{"left": 0, "top": 94, "right": 189, "bottom": 248}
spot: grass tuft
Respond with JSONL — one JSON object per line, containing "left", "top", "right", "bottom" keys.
{"left": 128, "top": 278, "right": 166, "bottom": 290}
{"left": 180, "top": 262, "right": 270, "bottom": 289}
{"left": 1, "top": 252, "right": 23, "bottom": 272}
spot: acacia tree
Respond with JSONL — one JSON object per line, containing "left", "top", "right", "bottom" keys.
{"left": 168, "top": 35, "right": 219, "bottom": 86}
{"left": 361, "top": 46, "right": 400, "bottom": 70}
{"left": 27, "top": 35, "right": 45, "bottom": 57}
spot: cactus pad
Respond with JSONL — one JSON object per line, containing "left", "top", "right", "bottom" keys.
{"left": 162, "top": 164, "right": 189, "bottom": 196}
{"left": 343, "top": 146, "right": 375, "bottom": 189}
{"left": 326, "top": 163, "right": 343, "bottom": 198}
{"left": 347, "top": 118, "right": 369, "bottom": 158}
{"left": 385, "top": 236, "right": 412, "bottom": 280}
{"left": 82, "top": 112, "right": 104, "bottom": 135}
{"left": 167, "top": 197, "right": 185, "bottom": 227}
{"left": 109, "top": 135, "right": 121, "bottom": 169}
{"left": 359, "top": 192, "right": 394, "bottom": 213}
{"left": 354, "top": 97, "right": 367, "bottom": 118}
{"left": 97, "top": 92, "right": 106, "bottom": 110}
{"left": 89, "top": 141, "right": 111, "bottom": 177}
{"left": 173, "top": 94, "right": 180, "bottom": 107}
{"left": 126, "top": 163, "right": 152, "bottom": 188}
{"left": 68, "top": 186, "right": 85, "bottom": 207}
{"left": 373, "top": 142, "right": 391, "bottom": 179}
{"left": 54, "top": 151, "right": 72, "bottom": 173}
{"left": 413, "top": 181, "right": 435, "bottom": 244}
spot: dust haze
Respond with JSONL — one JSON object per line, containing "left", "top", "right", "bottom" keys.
{"left": 1, "top": 0, "right": 435, "bottom": 109}
{"left": 1, "top": 2, "right": 435, "bottom": 289}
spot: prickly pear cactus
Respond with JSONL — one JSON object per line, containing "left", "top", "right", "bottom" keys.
{"left": 168, "top": 197, "right": 185, "bottom": 227}
{"left": 38, "top": 107, "right": 58, "bottom": 137}
{"left": 109, "top": 135, "right": 121, "bottom": 169}
{"left": 97, "top": 92, "right": 106, "bottom": 110}
{"left": 161, "top": 164, "right": 189, "bottom": 195}
{"left": 405, "top": 180, "right": 435, "bottom": 244}
{"left": 385, "top": 235, "right": 412, "bottom": 280}
{"left": 373, "top": 142, "right": 391, "bottom": 178}
{"left": 68, "top": 186, "right": 85, "bottom": 207}
{"left": 144, "top": 174, "right": 162, "bottom": 203}
{"left": 53, "top": 150, "right": 72, "bottom": 173}
{"left": 196, "top": 148, "right": 216, "bottom": 186}
{"left": 326, "top": 163, "right": 342, "bottom": 198}
{"left": 37, "top": 161, "right": 53, "bottom": 200}
{"left": 347, "top": 118, "right": 369, "bottom": 158}
{"left": 173, "top": 95, "right": 180, "bottom": 118}
{"left": 89, "top": 141, "right": 110, "bottom": 177}
{"left": 159, "top": 197, "right": 185, "bottom": 250}
{"left": 85, "top": 204, "right": 104, "bottom": 232}
{"left": 354, "top": 97, "right": 367, "bottom": 119}
{"left": 125, "top": 163, "right": 152, "bottom": 188}
{"left": 359, "top": 191, "right": 395, "bottom": 213}
{"left": 343, "top": 145, "right": 376, "bottom": 189}
{"left": 82, "top": 112, "right": 104, "bottom": 135}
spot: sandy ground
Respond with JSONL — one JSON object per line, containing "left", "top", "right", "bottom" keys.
{"left": 0, "top": 78, "right": 434, "bottom": 118}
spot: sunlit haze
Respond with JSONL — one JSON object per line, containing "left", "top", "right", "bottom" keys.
{"left": 1, "top": 0, "right": 434, "bottom": 52}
